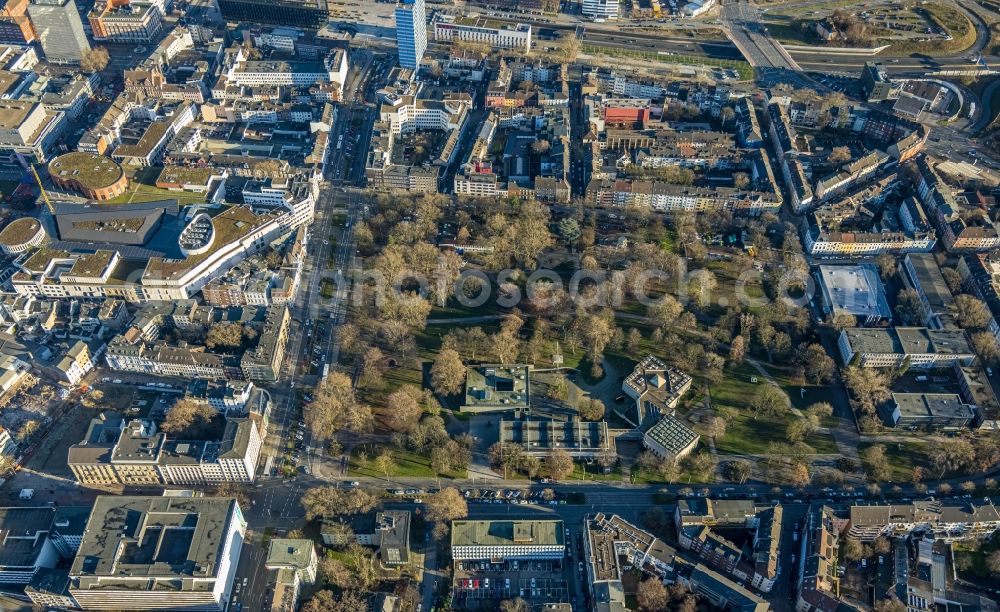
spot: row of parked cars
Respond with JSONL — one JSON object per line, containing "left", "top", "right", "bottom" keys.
{"left": 465, "top": 489, "right": 566, "bottom": 505}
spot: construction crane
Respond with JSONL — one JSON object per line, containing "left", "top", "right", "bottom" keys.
{"left": 28, "top": 164, "right": 53, "bottom": 214}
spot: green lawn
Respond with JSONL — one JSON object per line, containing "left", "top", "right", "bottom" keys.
{"left": 348, "top": 443, "right": 465, "bottom": 479}
{"left": 714, "top": 410, "right": 792, "bottom": 455}
{"left": 710, "top": 362, "right": 838, "bottom": 455}
{"left": 102, "top": 183, "right": 208, "bottom": 206}
{"left": 571, "top": 462, "right": 622, "bottom": 482}
{"left": 102, "top": 167, "right": 208, "bottom": 206}
{"left": 711, "top": 362, "right": 770, "bottom": 412}
{"left": 758, "top": 362, "right": 842, "bottom": 422}
{"left": 859, "top": 440, "right": 932, "bottom": 482}
{"left": 631, "top": 466, "right": 714, "bottom": 485}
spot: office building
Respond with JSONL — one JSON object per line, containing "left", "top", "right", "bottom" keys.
{"left": 620, "top": 355, "right": 692, "bottom": 426}
{"left": 88, "top": 0, "right": 164, "bottom": 42}
{"left": 860, "top": 62, "right": 897, "bottom": 102}
{"left": 837, "top": 327, "right": 975, "bottom": 369}
{"left": 27, "top": 0, "right": 90, "bottom": 64}
{"left": 899, "top": 253, "right": 955, "bottom": 329}
{"left": 0, "top": 507, "right": 60, "bottom": 584}
{"left": 461, "top": 364, "right": 530, "bottom": 413}
{"left": 582, "top": 0, "right": 618, "bottom": 19}
{"left": 643, "top": 414, "right": 700, "bottom": 464}
{"left": 395, "top": 0, "right": 426, "bottom": 71}
{"left": 0, "top": 0, "right": 36, "bottom": 44}
{"left": 451, "top": 520, "right": 564, "bottom": 561}
{"left": 0, "top": 99, "right": 65, "bottom": 162}
{"left": 815, "top": 264, "right": 892, "bottom": 326}
{"left": 0, "top": 506, "right": 85, "bottom": 591}
{"left": 25, "top": 568, "right": 77, "bottom": 609}
{"left": 68, "top": 496, "right": 246, "bottom": 610}
{"left": 889, "top": 393, "right": 976, "bottom": 430}
{"left": 500, "top": 418, "right": 612, "bottom": 458}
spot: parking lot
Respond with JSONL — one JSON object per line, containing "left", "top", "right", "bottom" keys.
{"left": 454, "top": 559, "right": 572, "bottom": 607}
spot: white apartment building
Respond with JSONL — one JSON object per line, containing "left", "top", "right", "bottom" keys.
{"left": 805, "top": 233, "right": 936, "bottom": 256}
{"left": 613, "top": 77, "right": 666, "bottom": 100}
{"left": 380, "top": 95, "right": 469, "bottom": 135}
{"left": 158, "top": 419, "right": 263, "bottom": 485}
{"left": 432, "top": 15, "right": 532, "bottom": 53}
{"left": 848, "top": 501, "right": 1000, "bottom": 543}
{"left": 454, "top": 172, "right": 499, "bottom": 198}
{"left": 226, "top": 48, "right": 347, "bottom": 89}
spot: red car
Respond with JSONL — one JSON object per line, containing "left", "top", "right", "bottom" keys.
{"left": 473, "top": 580, "right": 480, "bottom": 589}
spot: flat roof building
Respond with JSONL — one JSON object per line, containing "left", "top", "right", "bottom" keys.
{"left": 816, "top": 264, "right": 891, "bottom": 326}
{"left": 47, "top": 152, "right": 128, "bottom": 201}
{"left": 432, "top": 14, "right": 532, "bottom": 53}
{"left": 461, "top": 364, "right": 530, "bottom": 413}
{"left": 0, "top": 99, "right": 64, "bottom": 162}
{"left": 899, "top": 253, "right": 955, "bottom": 329}
{"left": 499, "top": 418, "right": 611, "bottom": 458}
{"left": 889, "top": 393, "right": 976, "bottom": 430}
{"left": 0, "top": 507, "right": 61, "bottom": 584}
{"left": 682, "top": 563, "right": 769, "bottom": 612}
{"left": 27, "top": 0, "right": 90, "bottom": 64}
{"left": 68, "top": 495, "right": 246, "bottom": 610}
{"left": 643, "top": 414, "right": 700, "bottom": 464}
{"left": 265, "top": 538, "right": 316, "bottom": 585}
{"left": 357, "top": 511, "right": 410, "bottom": 568}
{"left": 451, "top": 519, "right": 564, "bottom": 561}
{"left": 837, "top": 327, "right": 975, "bottom": 369}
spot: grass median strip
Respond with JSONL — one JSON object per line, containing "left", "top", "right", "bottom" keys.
{"left": 582, "top": 43, "right": 755, "bottom": 80}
